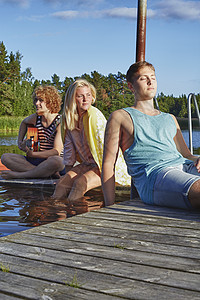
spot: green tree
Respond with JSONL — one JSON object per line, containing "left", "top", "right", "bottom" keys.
{"left": 0, "top": 42, "right": 16, "bottom": 115}
{"left": 8, "top": 50, "right": 22, "bottom": 82}
{"left": 51, "top": 73, "right": 63, "bottom": 93}
{"left": 21, "top": 67, "right": 34, "bottom": 83}
{"left": 0, "top": 41, "right": 9, "bottom": 83}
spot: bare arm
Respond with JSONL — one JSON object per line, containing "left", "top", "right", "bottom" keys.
{"left": 102, "top": 111, "right": 122, "bottom": 206}
{"left": 52, "top": 123, "right": 63, "bottom": 155}
{"left": 18, "top": 114, "right": 37, "bottom": 152}
{"left": 172, "top": 115, "right": 200, "bottom": 171}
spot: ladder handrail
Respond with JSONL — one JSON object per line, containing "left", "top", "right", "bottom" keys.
{"left": 154, "top": 96, "right": 160, "bottom": 111}
{"left": 187, "top": 93, "right": 200, "bottom": 154}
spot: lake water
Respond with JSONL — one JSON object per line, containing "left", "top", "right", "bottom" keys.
{"left": 182, "top": 130, "right": 200, "bottom": 152}
{"left": 0, "top": 134, "right": 105, "bottom": 237}
{"left": 0, "top": 130, "right": 200, "bottom": 238}
{"left": 0, "top": 184, "right": 105, "bottom": 237}
{"left": 1, "top": 130, "right": 200, "bottom": 150}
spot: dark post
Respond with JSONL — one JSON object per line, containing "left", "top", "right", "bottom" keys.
{"left": 136, "top": 0, "right": 147, "bottom": 62}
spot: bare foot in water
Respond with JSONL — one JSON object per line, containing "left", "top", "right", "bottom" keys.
{"left": 50, "top": 192, "right": 67, "bottom": 201}
{"left": 51, "top": 185, "right": 69, "bottom": 200}
{"left": 1, "top": 170, "right": 23, "bottom": 179}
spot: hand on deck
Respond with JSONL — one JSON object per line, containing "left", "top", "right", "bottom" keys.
{"left": 194, "top": 157, "right": 200, "bottom": 173}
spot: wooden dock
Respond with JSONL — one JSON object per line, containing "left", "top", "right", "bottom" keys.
{"left": 0, "top": 158, "right": 58, "bottom": 189}
{"left": 0, "top": 199, "right": 200, "bottom": 299}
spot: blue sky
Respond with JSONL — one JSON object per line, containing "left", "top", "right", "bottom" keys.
{"left": 0, "top": 0, "right": 200, "bottom": 97}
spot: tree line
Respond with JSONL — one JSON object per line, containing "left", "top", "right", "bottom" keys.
{"left": 0, "top": 41, "right": 199, "bottom": 120}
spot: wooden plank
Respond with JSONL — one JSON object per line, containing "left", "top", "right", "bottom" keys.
{"left": 64, "top": 213, "right": 200, "bottom": 237}
{"left": 2, "top": 209, "right": 200, "bottom": 259}
{"left": 0, "top": 272, "right": 120, "bottom": 300}
{"left": 115, "top": 200, "right": 200, "bottom": 220}
{"left": 1, "top": 242, "right": 200, "bottom": 292}
{"left": 48, "top": 216, "right": 200, "bottom": 244}
{"left": 1, "top": 254, "right": 200, "bottom": 299}
{"left": 1, "top": 232, "right": 200, "bottom": 273}
{"left": 82, "top": 208, "right": 200, "bottom": 228}
{"left": 1, "top": 200, "right": 200, "bottom": 299}
{"left": 0, "top": 175, "right": 58, "bottom": 188}
{"left": 13, "top": 223, "right": 200, "bottom": 259}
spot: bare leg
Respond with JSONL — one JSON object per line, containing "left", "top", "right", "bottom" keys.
{"left": 1, "top": 156, "right": 64, "bottom": 179}
{"left": 68, "top": 167, "right": 101, "bottom": 202}
{"left": 52, "top": 163, "right": 91, "bottom": 199}
{"left": 52, "top": 171, "right": 79, "bottom": 199}
{"left": 1, "top": 153, "right": 35, "bottom": 172}
{"left": 52, "top": 163, "right": 101, "bottom": 201}
{"left": 188, "top": 179, "right": 200, "bottom": 209}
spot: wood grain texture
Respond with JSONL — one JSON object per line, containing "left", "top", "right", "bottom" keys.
{"left": 0, "top": 199, "right": 200, "bottom": 299}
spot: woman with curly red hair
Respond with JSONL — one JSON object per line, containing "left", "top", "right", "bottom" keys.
{"left": 1, "top": 85, "right": 65, "bottom": 179}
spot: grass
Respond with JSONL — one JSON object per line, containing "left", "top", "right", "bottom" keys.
{"left": 0, "top": 263, "right": 10, "bottom": 272}
{"left": 114, "top": 243, "right": 125, "bottom": 250}
{"left": 65, "top": 272, "right": 83, "bottom": 288}
{"left": 0, "top": 145, "right": 23, "bottom": 158}
{"left": 0, "top": 116, "right": 24, "bottom": 132}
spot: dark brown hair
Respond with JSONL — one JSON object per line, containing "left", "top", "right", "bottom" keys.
{"left": 126, "top": 61, "right": 155, "bottom": 83}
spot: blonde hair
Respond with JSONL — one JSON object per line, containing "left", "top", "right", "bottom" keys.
{"left": 62, "top": 79, "right": 96, "bottom": 133}
{"left": 32, "top": 85, "right": 62, "bottom": 113}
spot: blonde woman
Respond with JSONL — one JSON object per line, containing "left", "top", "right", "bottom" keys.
{"left": 52, "top": 79, "right": 130, "bottom": 203}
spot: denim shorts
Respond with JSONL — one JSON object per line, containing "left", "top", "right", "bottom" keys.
{"left": 153, "top": 162, "right": 200, "bottom": 209}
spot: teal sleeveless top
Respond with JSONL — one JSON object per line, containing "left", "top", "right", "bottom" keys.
{"left": 123, "top": 107, "right": 188, "bottom": 204}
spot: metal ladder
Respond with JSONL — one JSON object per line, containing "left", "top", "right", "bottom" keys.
{"left": 187, "top": 93, "right": 200, "bottom": 154}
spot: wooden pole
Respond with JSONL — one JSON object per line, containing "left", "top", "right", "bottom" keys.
{"left": 136, "top": 0, "right": 147, "bottom": 62}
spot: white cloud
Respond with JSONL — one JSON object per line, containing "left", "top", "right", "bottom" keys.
{"left": 51, "top": 10, "right": 80, "bottom": 19}
{"left": 51, "top": 7, "right": 155, "bottom": 20}
{"left": 155, "top": 0, "right": 200, "bottom": 21}
{"left": 5, "top": 0, "right": 199, "bottom": 22}
{"left": 103, "top": 7, "right": 137, "bottom": 19}
{"left": 101, "top": 7, "right": 155, "bottom": 19}
{"left": 51, "top": 1, "right": 200, "bottom": 22}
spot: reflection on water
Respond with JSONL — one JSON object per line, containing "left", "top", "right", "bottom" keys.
{"left": 0, "top": 185, "right": 106, "bottom": 238}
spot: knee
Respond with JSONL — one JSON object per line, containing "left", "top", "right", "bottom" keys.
{"left": 188, "top": 179, "right": 200, "bottom": 209}
{"left": 72, "top": 176, "right": 87, "bottom": 193}
{"left": 1, "top": 153, "right": 10, "bottom": 165}
{"left": 47, "top": 156, "right": 64, "bottom": 172}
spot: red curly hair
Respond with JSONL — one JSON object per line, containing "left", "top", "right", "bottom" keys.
{"left": 32, "top": 85, "right": 62, "bottom": 113}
